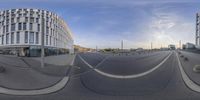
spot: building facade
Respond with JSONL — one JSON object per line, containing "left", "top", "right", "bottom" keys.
{"left": 185, "top": 42, "right": 195, "bottom": 49}
{"left": 196, "top": 13, "right": 200, "bottom": 46}
{"left": 168, "top": 44, "right": 175, "bottom": 50}
{"left": 0, "top": 8, "right": 74, "bottom": 56}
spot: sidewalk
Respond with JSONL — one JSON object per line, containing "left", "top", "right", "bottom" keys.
{"left": 22, "top": 54, "right": 75, "bottom": 76}
{"left": 0, "top": 54, "right": 75, "bottom": 90}
{"left": 31, "top": 54, "right": 75, "bottom": 66}
{"left": 0, "top": 61, "right": 62, "bottom": 90}
{"left": 0, "top": 54, "right": 29, "bottom": 68}
{"left": 179, "top": 51, "right": 200, "bottom": 85}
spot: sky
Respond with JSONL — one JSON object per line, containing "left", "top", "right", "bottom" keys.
{"left": 0, "top": 0, "right": 200, "bottom": 49}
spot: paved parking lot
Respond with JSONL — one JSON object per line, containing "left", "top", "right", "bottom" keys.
{"left": 0, "top": 51, "right": 200, "bottom": 99}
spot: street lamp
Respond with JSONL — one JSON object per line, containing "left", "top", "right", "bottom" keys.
{"left": 41, "top": 17, "right": 45, "bottom": 68}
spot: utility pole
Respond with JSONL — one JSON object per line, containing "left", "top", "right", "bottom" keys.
{"left": 121, "top": 40, "right": 123, "bottom": 50}
{"left": 96, "top": 46, "right": 98, "bottom": 52}
{"left": 179, "top": 40, "right": 181, "bottom": 49}
{"left": 151, "top": 42, "right": 153, "bottom": 50}
{"left": 41, "top": 17, "right": 45, "bottom": 68}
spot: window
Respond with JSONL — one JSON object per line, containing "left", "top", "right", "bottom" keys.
{"left": 30, "top": 17, "right": 34, "bottom": 23}
{"left": 18, "top": 23, "right": 22, "bottom": 30}
{"left": 38, "top": 24, "right": 40, "bottom": 31}
{"left": 19, "top": 13, "right": 22, "bottom": 17}
{"left": 3, "top": 26, "right": 5, "bottom": 33}
{"left": 25, "top": 31, "right": 28, "bottom": 43}
{"left": 23, "top": 23, "right": 26, "bottom": 30}
{"left": 25, "top": 17, "right": 28, "bottom": 22}
{"left": 11, "top": 23, "right": 15, "bottom": 31}
{"left": 6, "top": 25, "right": 9, "bottom": 32}
{"left": 29, "top": 32, "right": 34, "bottom": 44}
{"left": 36, "top": 32, "right": 39, "bottom": 44}
{"left": 11, "top": 18, "right": 14, "bottom": 23}
{"left": 11, "top": 14, "right": 15, "bottom": 18}
{"left": 6, "top": 19, "right": 9, "bottom": 24}
{"left": 46, "top": 27, "right": 49, "bottom": 35}
{"left": 17, "top": 17, "right": 20, "bottom": 22}
{"left": 29, "top": 23, "right": 33, "bottom": 30}
{"left": 16, "top": 32, "right": 20, "bottom": 43}
{"left": 51, "top": 28, "right": 52, "bottom": 36}
{"left": 23, "top": 13, "right": 27, "bottom": 17}
{"left": 36, "top": 18, "right": 39, "bottom": 23}
{"left": 54, "top": 38, "right": 56, "bottom": 46}
{"left": 11, "top": 32, "right": 14, "bottom": 44}
{"left": 46, "top": 35, "right": 48, "bottom": 45}
{"left": 2, "top": 21, "right": 4, "bottom": 26}
{"left": 1, "top": 35, "right": 4, "bottom": 44}
{"left": 50, "top": 36, "right": 51, "bottom": 45}
{"left": 6, "top": 33, "right": 9, "bottom": 44}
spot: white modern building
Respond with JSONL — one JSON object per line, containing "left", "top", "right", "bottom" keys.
{"left": 185, "top": 42, "right": 195, "bottom": 49}
{"left": 168, "top": 44, "right": 175, "bottom": 50}
{"left": 0, "top": 8, "right": 74, "bottom": 56}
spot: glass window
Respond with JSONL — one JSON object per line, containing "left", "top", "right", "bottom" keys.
{"left": 36, "top": 32, "right": 39, "bottom": 44}
{"left": 11, "top": 32, "right": 14, "bottom": 44}
{"left": 16, "top": 32, "right": 20, "bottom": 44}
{"left": 25, "top": 17, "right": 28, "bottom": 22}
{"left": 38, "top": 24, "right": 40, "bottom": 31}
{"left": 29, "top": 32, "right": 34, "bottom": 44}
{"left": 18, "top": 23, "right": 22, "bottom": 30}
{"left": 23, "top": 13, "right": 27, "bottom": 17}
{"left": 24, "top": 31, "right": 28, "bottom": 43}
{"left": 50, "top": 36, "right": 51, "bottom": 45}
{"left": 46, "top": 27, "right": 49, "bottom": 35}
{"left": 46, "top": 35, "right": 48, "bottom": 45}
{"left": 36, "top": 18, "right": 39, "bottom": 23}
{"left": 17, "top": 17, "right": 20, "bottom": 22}
{"left": 3, "top": 26, "right": 5, "bottom": 33}
{"left": 6, "top": 19, "right": 9, "bottom": 24}
{"left": 6, "top": 25, "right": 9, "bottom": 32}
{"left": 23, "top": 23, "right": 26, "bottom": 30}
{"left": 19, "top": 13, "right": 22, "bottom": 17}
{"left": 30, "top": 17, "right": 34, "bottom": 23}
{"left": 11, "top": 18, "right": 14, "bottom": 23}
{"left": 29, "top": 23, "right": 33, "bottom": 30}
{"left": 11, "top": 23, "right": 15, "bottom": 31}
{"left": 1, "top": 35, "right": 4, "bottom": 45}
{"left": 6, "top": 33, "right": 9, "bottom": 44}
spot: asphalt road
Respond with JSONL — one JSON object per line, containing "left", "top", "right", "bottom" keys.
{"left": 1, "top": 51, "right": 200, "bottom": 99}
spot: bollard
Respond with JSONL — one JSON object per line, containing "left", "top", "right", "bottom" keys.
{"left": 0, "top": 66, "right": 5, "bottom": 73}
{"left": 184, "top": 57, "right": 189, "bottom": 61}
{"left": 193, "top": 65, "right": 200, "bottom": 73}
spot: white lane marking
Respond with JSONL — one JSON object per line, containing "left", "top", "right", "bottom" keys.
{"left": 0, "top": 77, "right": 69, "bottom": 95}
{"left": 95, "top": 56, "right": 110, "bottom": 68}
{"left": 78, "top": 52, "right": 172, "bottom": 79}
{"left": 0, "top": 54, "right": 76, "bottom": 95}
{"left": 70, "top": 54, "right": 76, "bottom": 66}
{"left": 176, "top": 52, "right": 200, "bottom": 92}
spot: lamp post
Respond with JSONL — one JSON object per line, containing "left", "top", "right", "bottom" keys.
{"left": 121, "top": 40, "right": 123, "bottom": 50}
{"left": 41, "top": 17, "right": 45, "bottom": 68}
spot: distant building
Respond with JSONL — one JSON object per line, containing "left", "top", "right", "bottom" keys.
{"left": 136, "top": 48, "right": 143, "bottom": 52}
{"left": 185, "top": 42, "right": 195, "bottom": 49}
{"left": 74, "top": 45, "right": 94, "bottom": 53}
{"left": 182, "top": 44, "right": 186, "bottom": 49}
{"left": 168, "top": 44, "right": 176, "bottom": 50}
{"left": 160, "top": 47, "right": 168, "bottom": 50}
